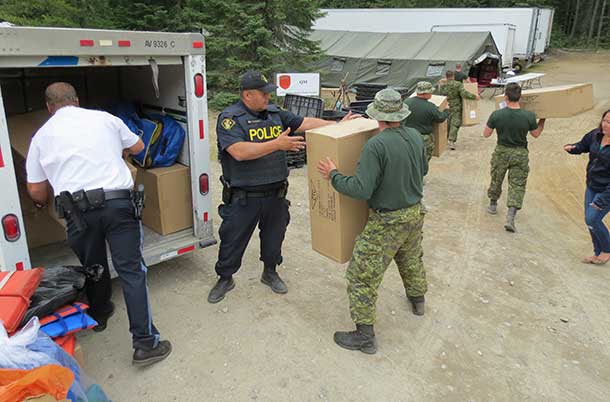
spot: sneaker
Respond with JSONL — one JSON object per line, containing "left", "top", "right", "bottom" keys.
{"left": 132, "top": 340, "right": 172, "bottom": 367}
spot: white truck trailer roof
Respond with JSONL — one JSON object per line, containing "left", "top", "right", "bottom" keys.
{"left": 315, "top": 8, "right": 546, "bottom": 61}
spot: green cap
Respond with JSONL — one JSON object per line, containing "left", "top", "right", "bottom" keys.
{"left": 416, "top": 81, "right": 434, "bottom": 94}
{"left": 366, "top": 88, "right": 411, "bottom": 122}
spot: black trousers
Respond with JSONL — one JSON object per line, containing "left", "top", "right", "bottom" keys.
{"left": 65, "top": 199, "right": 159, "bottom": 350}
{"left": 214, "top": 195, "right": 290, "bottom": 277}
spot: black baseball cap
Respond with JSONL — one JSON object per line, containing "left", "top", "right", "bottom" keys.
{"left": 239, "top": 70, "right": 277, "bottom": 93}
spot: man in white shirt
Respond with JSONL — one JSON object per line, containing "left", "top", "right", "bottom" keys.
{"left": 26, "top": 82, "right": 171, "bottom": 366}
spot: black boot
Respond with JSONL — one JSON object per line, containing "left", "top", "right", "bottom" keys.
{"left": 260, "top": 266, "right": 287, "bottom": 294}
{"left": 207, "top": 276, "right": 235, "bottom": 303}
{"left": 133, "top": 340, "right": 172, "bottom": 367}
{"left": 333, "top": 324, "right": 377, "bottom": 354}
{"left": 504, "top": 207, "right": 517, "bottom": 233}
{"left": 92, "top": 301, "right": 115, "bottom": 333}
{"left": 487, "top": 200, "right": 498, "bottom": 215}
{"left": 408, "top": 295, "right": 425, "bottom": 316}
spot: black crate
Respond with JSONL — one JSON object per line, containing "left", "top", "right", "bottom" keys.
{"left": 283, "top": 94, "right": 324, "bottom": 118}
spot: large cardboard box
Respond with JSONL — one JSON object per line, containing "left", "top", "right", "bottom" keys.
{"left": 494, "top": 83, "right": 594, "bottom": 118}
{"left": 135, "top": 164, "right": 193, "bottom": 235}
{"left": 22, "top": 209, "right": 67, "bottom": 249}
{"left": 8, "top": 110, "right": 137, "bottom": 228}
{"left": 408, "top": 93, "right": 448, "bottom": 157}
{"left": 306, "top": 119, "right": 379, "bottom": 263}
{"left": 461, "top": 82, "right": 480, "bottom": 126}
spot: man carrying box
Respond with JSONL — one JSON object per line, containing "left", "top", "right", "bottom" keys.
{"left": 437, "top": 70, "right": 480, "bottom": 150}
{"left": 484, "top": 83, "right": 546, "bottom": 232}
{"left": 402, "top": 81, "right": 449, "bottom": 162}
{"left": 317, "top": 89, "right": 428, "bottom": 354}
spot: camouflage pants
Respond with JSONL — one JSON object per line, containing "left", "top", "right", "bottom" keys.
{"left": 448, "top": 109, "right": 462, "bottom": 143}
{"left": 347, "top": 204, "right": 427, "bottom": 325}
{"left": 487, "top": 145, "right": 530, "bottom": 209}
{"left": 422, "top": 134, "right": 434, "bottom": 162}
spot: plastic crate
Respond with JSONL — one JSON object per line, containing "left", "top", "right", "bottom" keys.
{"left": 283, "top": 94, "right": 324, "bottom": 118}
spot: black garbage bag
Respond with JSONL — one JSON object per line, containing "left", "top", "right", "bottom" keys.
{"left": 19, "top": 264, "right": 104, "bottom": 326}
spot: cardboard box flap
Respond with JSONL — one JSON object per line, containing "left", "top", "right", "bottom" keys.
{"left": 7, "top": 110, "right": 50, "bottom": 158}
{"left": 409, "top": 93, "right": 448, "bottom": 109}
{"left": 306, "top": 118, "right": 379, "bottom": 139}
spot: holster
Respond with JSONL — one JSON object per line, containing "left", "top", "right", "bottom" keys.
{"left": 55, "top": 191, "right": 88, "bottom": 234}
{"left": 277, "top": 181, "right": 288, "bottom": 199}
{"left": 220, "top": 175, "right": 232, "bottom": 204}
{"left": 132, "top": 185, "right": 145, "bottom": 220}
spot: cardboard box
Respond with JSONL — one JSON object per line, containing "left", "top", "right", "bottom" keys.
{"left": 461, "top": 82, "right": 480, "bottom": 126}
{"left": 494, "top": 83, "right": 594, "bottom": 118}
{"left": 23, "top": 209, "right": 66, "bottom": 249}
{"left": 306, "top": 119, "right": 379, "bottom": 263}
{"left": 135, "top": 164, "right": 193, "bottom": 235}
{"left": 8, "top": 111, "right": 138, "bottom": 228}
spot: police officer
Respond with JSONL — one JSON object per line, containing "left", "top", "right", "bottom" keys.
{"left": 402, "top": 81, "right": 449, "bottom": 162}
{"left": 26, "top": 82, "right": 171, "bottom": 366}
{"left": 317, "top": 89, "right": 428, "bottom": 354}
{"left": 483, "top": 82, "right": 545, "bottom": 232}
{"left": 209, "top": 71, "right": 356, "bottom": 303}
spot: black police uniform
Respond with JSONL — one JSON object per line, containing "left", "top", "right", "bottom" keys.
{"left": 215, "top": 100, "right": 304, "bottom": 278}
{"left": 62, "top": 191, "right": 160, "bottom": 351}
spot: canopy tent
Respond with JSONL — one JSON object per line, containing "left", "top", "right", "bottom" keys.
{"left": 310, "top": 30, "right": 501, "bottom": 89}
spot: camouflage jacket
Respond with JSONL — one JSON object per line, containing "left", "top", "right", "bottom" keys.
{"left": 437, "top": 80, "right": 476, "bottom": 110}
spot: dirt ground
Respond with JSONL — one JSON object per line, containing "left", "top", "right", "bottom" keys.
{"left": 78, "top": 51, "right": 610, "bottom": 402}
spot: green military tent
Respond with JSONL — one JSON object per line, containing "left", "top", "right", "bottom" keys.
{"left": 310, "top": 30, "right": 501, "bottom": 90}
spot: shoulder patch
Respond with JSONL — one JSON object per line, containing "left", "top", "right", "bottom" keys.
{"left": 221, "top": 118, "right": 235, "bottom": 130}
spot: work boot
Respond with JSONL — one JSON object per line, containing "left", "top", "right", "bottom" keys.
{"left": 504, "top": 207, "right": 518, "bottom": 233}
{"left": 132, "top": 340, "right": 172, "bottom": 367}
{"left": 260, "top": 266, "right": 288, "bottom": 294}
{"left": 334, "top": 324, "right": 377, "bottom": 354}
{"left": 487, "top": 200, "right": 498, "bottom": 215}
{"left": 408, "top": 296, "right": 425, "bottom": 316}
{"left": 449, "top": 140, "right": 456, "bottom": 150}
{"left": 207, "top": 276, "right": 235, "bottom": 303}
{"left": 92, "top": 301, "right": 115, "bottom": 333}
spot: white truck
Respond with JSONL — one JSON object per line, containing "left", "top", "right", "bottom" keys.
{"left": 431, "top": 23, "right": 516, "bottom": 69}
{"left": 534, "top": 8, "right": 555, "bottom": 57}
{"left": 314, "top": 8, "right": 553, "bottom": 69}
{"left": 0, "top": 26, "right": 216, "bottom": 272}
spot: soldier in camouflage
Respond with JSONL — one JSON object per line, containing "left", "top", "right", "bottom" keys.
{"left": 484, "top": 83, "right": 545, "bottom": 232}
{"left": 437, "top": 70, "right": 479, "bottom": 150}
{"left": 402, "top": 81, "right": 449, "bottom": 162}
{"left": 317, "top": 89, "right": 428, "bottom": 354}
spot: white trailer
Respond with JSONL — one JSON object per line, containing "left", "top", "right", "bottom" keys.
{"left": 0, "top": 26, "right": 216, "bottom": 272}
{"left": 534, "top": 8, "right": 555, "bottom": 56}
{"left": 431, "top": 23, "right": 516, "bottom": 69}
{"left": 314, "top": 8, "right": 551, "bottom": 68}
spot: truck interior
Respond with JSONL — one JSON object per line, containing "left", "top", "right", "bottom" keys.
{"left": 0, "top": 62, "right": 201, "bottom": 270}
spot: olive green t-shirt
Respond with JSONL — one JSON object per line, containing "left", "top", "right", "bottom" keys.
{"left": 402, "top": 96, "right": 449, "bottom": 135}
{"left": 454, "top": 71, "right": 468, "bottom": 82}
{"left": 487, "top": 108, "right": 538, "bottom": 148}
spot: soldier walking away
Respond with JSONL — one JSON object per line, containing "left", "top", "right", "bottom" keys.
{"left": 454, "top": 63, "right": 468, "bottom": 83}
{"left": 402, "top": 81, "right": 449, "bottom": 162}
{"left": 564, "top": 109, "right": 610, "bottom": 265}
{"left": 437, "top": 70, "right": 480, "bottom": 150}
{"left": 483, "top": 83, "right": 545, "bottom": 232}
{"left": 317, "top": 89, "right": 428, "bottom": 354}
{"left": 209, "top": 71, "right": 358, "bottom": 304}
{"left": 26, "top": 82, "right": 172, "bottom": 366}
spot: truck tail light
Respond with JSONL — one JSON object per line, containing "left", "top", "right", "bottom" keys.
{"left": 194, "top": 74, "right": 204, "bottom": 97}
{"left": 2, "top": 214, "right": 20, "bottom": 242}
{"left": 199, "top": 174, "right": 209, "bottom": 195}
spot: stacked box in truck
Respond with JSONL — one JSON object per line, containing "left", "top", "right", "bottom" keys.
{"left": 0, "top": 26, "right": 215, "bottom": 273}
{"left": 314, "top": 8, "right": 549, "bottom": 64}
